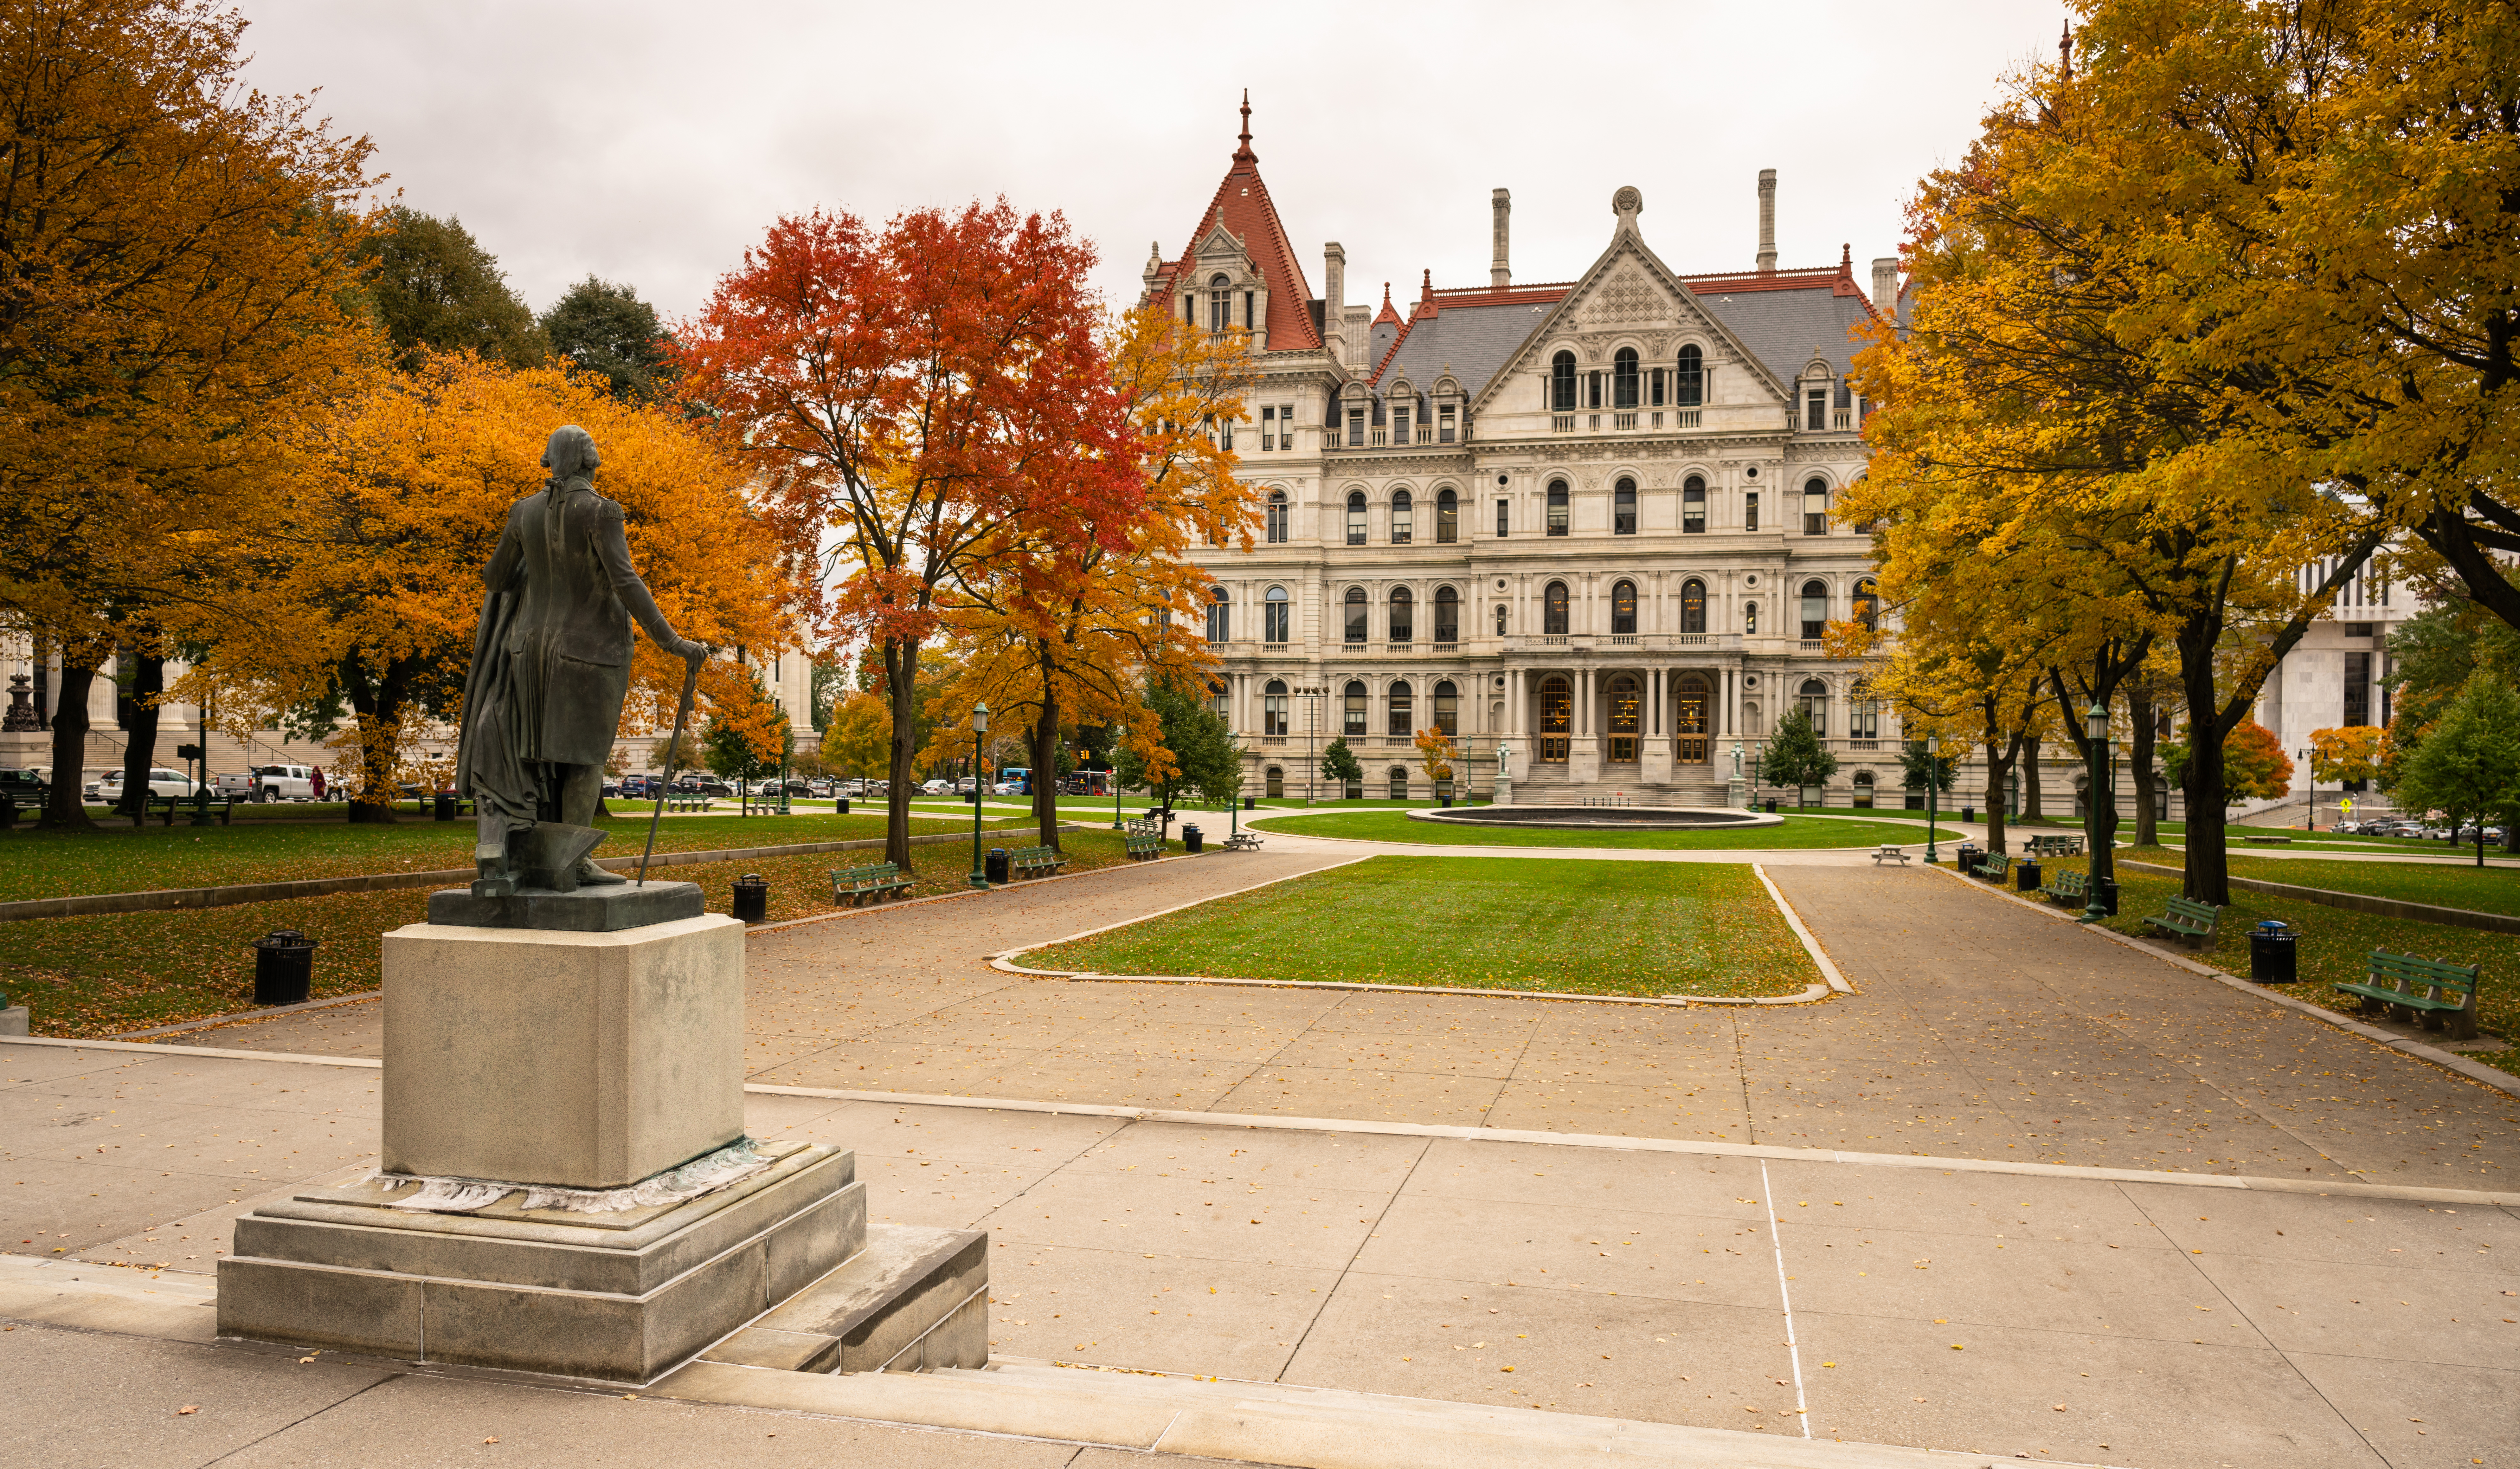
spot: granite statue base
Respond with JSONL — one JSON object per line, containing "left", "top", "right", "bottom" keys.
{"left": 382, "top": 912, "right": 743, "bottom": 1189}
{"left": 427, "top": 880, "right": 704, "bottom": 932}
{"left": 218, "top": 1140, "right": 864, "bottom": 1383}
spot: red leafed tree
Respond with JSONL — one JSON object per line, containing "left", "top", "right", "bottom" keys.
{"left": 676, "top": 201, "right": 1139, "bottom": 866}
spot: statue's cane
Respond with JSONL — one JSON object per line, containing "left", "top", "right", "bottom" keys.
{"left": 638, "top": 653, "right": 703, "bottom": 886}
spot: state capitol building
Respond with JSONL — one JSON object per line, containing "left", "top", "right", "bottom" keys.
{"left": 1150, "top": 105, "right": 1902, "bottom": 805}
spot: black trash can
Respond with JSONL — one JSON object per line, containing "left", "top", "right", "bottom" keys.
{"left": 1765, "top": 799, "right": 1778, "bottom": 813}
{"left": 1955, "top": 842, "right": 1983, "bottom": 875}
{"left": 835, "top": 796, "right": 850, "bottom": 813}
{"left": 1244, "top": 796, "right": 1255, "bottom": 810}
{"left": 2017, "top": 858, "right": 2042, "bottom": 892}
{"left": 732, "top": 873, "right": 769, "bottom": 924}
{"left": 433, "top": 792, "right": 456, "bottom": 822}
{"left": 1181, "top": 824, "right": 1203, "bottom": 853}
{"left": 251, "top": 930, "right": 317, "bottom": 1006}
{"left": 2249, "top": 921, "right": 2298, "bottom": 983}
{"left": 2093, "top": 876, "right": 2120, "bottom": 916}
{"left": 985, "top": 847, "right": 1010, "bottom": 884}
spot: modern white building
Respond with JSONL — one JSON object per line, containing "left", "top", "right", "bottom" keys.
{"left": 1154, "top": 107, "right": 1900, "bottom": 805}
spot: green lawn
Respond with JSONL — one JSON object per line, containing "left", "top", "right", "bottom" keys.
{"left": 2023, "top": 855, "right": 2517, "bottom": 1076}
{"left": 1, "top": 828, "right": 1168, "bottom": 1038}
{"left": 1021, "top": 856, "right": 1820, "bottom": 998}
{"left": 0, "top": 809, "right": 1039, "bottom": 903}
{"left": 1244, "top": 808, "right": 1954, "bottom": 850}
{"left": 2132, "top": 852, "right": 2520, "bottom": 920}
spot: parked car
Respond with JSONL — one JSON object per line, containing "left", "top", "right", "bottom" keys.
{"left": 0, "top": 768, "right": 48, "bottom": 807}
{"left": 85, "top": 767, "right": 201, "bottom": 802}
{"left": 920, "top": 779, "right": 950, "bottom": 795}
{"left": 216, "top": 764, "right": 317, "bottom": 802}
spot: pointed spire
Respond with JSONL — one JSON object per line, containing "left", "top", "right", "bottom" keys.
{"left": 1840, "top": 243, "right": 1854, "bottom": 276}
{"left": 1373, "top": 281, "right": 1401, "bottom": 326}
{"left": 2060, "top": 22, "right": 2074, "bottom": 79}
{"left": 1232, "top": 89, "right": 1255, "bottom": 165}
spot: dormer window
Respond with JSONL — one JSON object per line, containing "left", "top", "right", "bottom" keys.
{"left": 1438, "top": 404, "right": 1456, "bottom": 443}
{"left": 1805, "top": 387, "right": 1828, "bottom": 431}
{"left": 1394, "top": 407, "right": 1411, "bottom": 443}
{"left": 1208, "top": 275, "right": 1232, "bottom": 335}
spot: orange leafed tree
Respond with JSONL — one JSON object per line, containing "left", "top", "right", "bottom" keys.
{"left": 175, "top": 351, "right": 800, "bottom": 819}
{"left": 925, "top": 306, "right": 1257, "bottom": 849}
{"left": 676, "top": 200, "right": 1142, "bottom": 867}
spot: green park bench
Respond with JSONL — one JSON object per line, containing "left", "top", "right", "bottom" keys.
{"left": 1123, "top": 830, "right": 1166, "bottom": 861}
{"left": 2037, "top": 868, "right": 2088, "bottom": 907}
{"left": 2142, "top": 895, "right": 2221, "bottom": 947}
{"left": 1008, "top": 845, "right": 1066, "bottom": 879}
{"left": 2026, "top": 834, "right": 2085, "bottom": 857}
{"left": 829, "top": 862, "right": 912, "bottom": 907}
{"left": 1977, "top": 851, "right": 2013, "bottom": 883}
{"left": 2335, "top": 949, "right": 2482, "bottom": 1041}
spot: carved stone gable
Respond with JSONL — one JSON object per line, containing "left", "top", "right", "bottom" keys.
{"left": 1580, "top": 267, "right": 1662, "bottom": 327}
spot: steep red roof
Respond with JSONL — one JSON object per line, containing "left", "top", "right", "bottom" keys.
{"left": 1372, "top": 282, "right": 1402, "bottom": 326}
{"left": 1151, "top": 96, "right": 1321, "bottom": 353}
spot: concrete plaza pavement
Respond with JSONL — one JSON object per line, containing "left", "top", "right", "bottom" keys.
{"left": 6, "top": 825, "right": 2517, "bottom": 1466}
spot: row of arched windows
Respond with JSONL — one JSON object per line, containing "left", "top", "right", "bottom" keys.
{"left": 1210, "top": 578, "right": 1879, "bottom": 644}
{"left": 1552, "top": 345, "right": 1707, "bottom": 412}
{"left": 1265, "top": 472, "right": 1843, "bottom": 545}
{"left": 1257, "top": 678, "right": 1462, "bottom": 737}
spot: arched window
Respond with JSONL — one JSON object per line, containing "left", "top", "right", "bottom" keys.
{"left": 1610, "top": 579, "right": 1637, "bottom": 636}
{"left": 1613, "top": 477, "right": 1637, "bottom": 535}
{"left": 1263, "top": 680, "right": 1289, "bottom": 737}
{"left": 1265, "top": 489, "right": 1288, "bottom": 543}
{"left": 1675, "top": 344, "right": 1704, "bottom": 406}
{"left": 1853, "top": 577, "right": 1880, "bottom": 632}
{"left": 1607, "top": 674, "right": 1642, "bottom": 762}
{"left": 1343, "top": 680, "right": 1367, "bottom": 737}
{"left": 1803, "top": 476, "right": 1830, "bottom": 536}
{"left": 1798, "top": 677, "right": 1829, "bottom": 736}
{"left": 1800, "top": 579, "right": 1829, "bottom": 640}
{"left": 1263, "top": 585, "right": 1290, "bottom": 644}
{"left": 1680, "top": 577, "right": 1707, "bottom": 635}
{"left": 1391, "top": 489, "right": 1413, "bottom": 544}
{"left": 1495, "top": 603, "right": 1508, "bottom": 635}
{"left": 1435, "top": 488, "right": 1458, "bottom": 543}
{"left": 1550, "top": 351, "right": 1577, "bottom": 412}
{"left": 1744, "top": 600, "right": 1759, "bottom": 635}
{"left": 1343, "top": 586, "right": 1368, "bottom": 644}
{"left": 1346, "top": 491, "right": 1367, "bottom": 545}
{"left": 1682, "top": 474, "right": 1706, "bottom": 534}
{"left": 1208, "top": 274, "right": 1232, "bottom": 335}
{"left": 1850, "top": 679, "right": 1880, "bottom": 741}
{"left": 1205, "top": 586, "right": 1229, "bottom": 643}
{"left": 1265, "top": 764, "right": 1285, "bottom": 798}
{"left": 1538, "top": 675, "right": 1572, "bottom": 761}
{"left": 1543, "top": 581, "right": 1570, "bottom": 635}
{"left": 1433, "top": 585, "right": 1459, "bottom": 643}
{"left": 1852, "top": 769, "right": 1876, "bottom": 809}
{"left": 1387, "top": 679, "right": 1413, "bottom": 736}
{"left": 1674, "top": 673, "right": 1711, "bottom": 762}
{"left": 1388, "top": 766, "right": 1410, "bottom": 800}
{"left": 1432, "top": 679, "right": 1459, "bottom": 735}
{"left": 1612, "top": 347, "right": 1640, "bottom": 409}
{"left": 1546, "top": 480, "right": 1569, "bottom": 536}
{"left": 1388, "top": 586, "right": 1413, "bottom": 643}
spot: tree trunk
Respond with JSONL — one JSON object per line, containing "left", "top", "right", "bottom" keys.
{"left": 1032, "top": 686, "right": 1061, "bottom": 852}
{"left": 882, "top": 636, "right": 918, "bottom": 870}
{"left": 340, "top": 658, "right": 408, "bottom": 825}
{"left": 42, "top": 658, "right": 100, "bottom": 829}
{"left": 2129, "top": 682, "right": 2159, "bottom": 849}
{"left": 117, "top": 646, "right": 165, "bottom": 820}
{"left": 2021, "top": 737, "right": 2043, "bottom": 819}
{"left": 1982, "top": 738, "right": 2013, "bottom": 856}
{"left": 2176, "top": 642, "right": 2230, "bottom": 905}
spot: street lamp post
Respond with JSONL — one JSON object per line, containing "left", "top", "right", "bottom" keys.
{"left": 2080, "top": 701, "right": 2111, "bottom": 924}
{"left": 2298, "top": 748, "right": 2316, "bottom": 832}
{"left": 1925, "top": 734, "right": 1941, "bottom": 865}
{"left": 968, "top": 704, "right": 990, "bottom": 890}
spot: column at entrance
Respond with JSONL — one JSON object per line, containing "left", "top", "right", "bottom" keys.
{"left": 1571, "top": 666, "right": 1601, "bottom": 783}
{"left": 1641, "top": 665, "right": 1674, "bottom": 787}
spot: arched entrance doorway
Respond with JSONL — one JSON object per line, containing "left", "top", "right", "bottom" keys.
{"left": 1538, "top": 676, "right": 1572, "bottom": 763}
{"left": 1265, "top": 765, "right": 1284, "bottom": 798}
{"left": 1674, "top": 673, "right": 1711, "bottom": 763}
{"left": 1606, "top": 674, "right": 1642, "bottom": 763}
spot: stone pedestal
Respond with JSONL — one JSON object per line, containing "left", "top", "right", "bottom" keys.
{"left": 1641, "top": 739, "right": 1674, "bottom": 787}
{"left": 0, "top": 1004, "right": 26, "bottom": 1036}
{"left": 218, "top": 900, "right": 979, "bottom": 1385}
{"left": 381, "top": 912, "right": 742, "bottom": 1188}
{"left": 1728, "top": 777, "right": 1747, "bottom": 809}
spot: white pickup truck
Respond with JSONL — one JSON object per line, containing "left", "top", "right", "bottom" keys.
{"left": 217, "top": 764, "right": 319, "bottom": 802}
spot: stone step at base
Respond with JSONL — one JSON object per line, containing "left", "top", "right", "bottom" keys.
{"left": 701, "top": 1222, "right": 987, "bottom": 1375}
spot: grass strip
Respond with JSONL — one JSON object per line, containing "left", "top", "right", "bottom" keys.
{"left": 3, "top": 828, "right": 1166, "bottom": 1038}
{"left": 1244, "top": 808, "right": 1953, "bottom": 850}
{"left": 2013, "top": 854, "right": 2518, "bottom": 1078}
{"left": 1022, "top": 855, "right": 1820, "bottom": 999}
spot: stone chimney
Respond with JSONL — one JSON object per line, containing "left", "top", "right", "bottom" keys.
{"left": 1323, "top": 242, "right": 1346, "bottom": 364}
{"left": 1757, "top": 169, "right": 1778, "bottom": 274}
{"left": 1871, "top": 257, "right": 1899, "bottom": 314}
{"left": 1491, "top": 188, "right": 1511, "bottom": 288}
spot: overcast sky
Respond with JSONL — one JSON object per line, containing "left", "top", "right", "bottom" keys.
{"left": 233, "top": 0, "right": 2070, "bottom": 325}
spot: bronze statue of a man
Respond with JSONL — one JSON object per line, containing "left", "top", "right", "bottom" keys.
{"left": 456, "top": 425, "right": 703, "bottom": 892}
